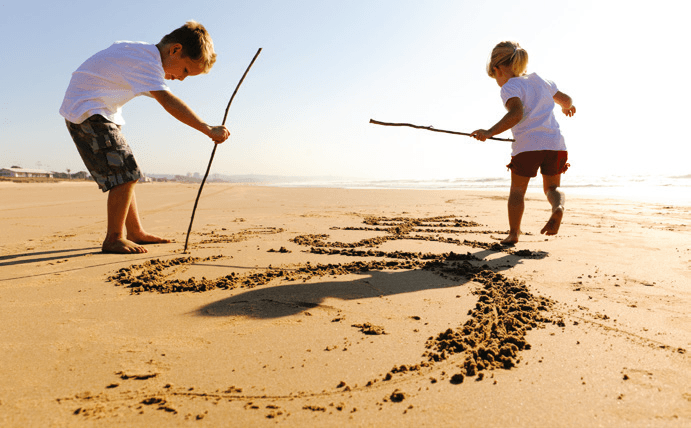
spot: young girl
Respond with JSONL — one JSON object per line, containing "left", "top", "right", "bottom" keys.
{"left": 471, "top": 41, "right": 576, "bottom": 245}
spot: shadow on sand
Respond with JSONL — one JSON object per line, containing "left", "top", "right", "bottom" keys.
{"left": 193, "top": 250, "right": 546, "bottom": 320}
{"left": 0, "top": 247, "right": 102, "bottom": 267}
{"left": 0, "top": 249, "right": 172, "bottom": 282}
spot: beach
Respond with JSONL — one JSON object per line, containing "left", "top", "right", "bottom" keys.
{"left": 1, "top": 181, "right": 689, "bottom": 427}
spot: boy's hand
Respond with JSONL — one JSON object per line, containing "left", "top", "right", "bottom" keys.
{"left": 471, "top": 129, "right": 492, "bottom": 142}
{"left": 208, "top": 125, "right": 230, "bottom": 144}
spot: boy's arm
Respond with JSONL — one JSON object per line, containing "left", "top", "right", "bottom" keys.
{"left": 553, "top": 91, "right": 576, "bottom": 117}
{"left": 150, "top": 90, "right": 230, "bottom": 143}
{"left": 471, "top": 97, "right": 523, "bottom": 141}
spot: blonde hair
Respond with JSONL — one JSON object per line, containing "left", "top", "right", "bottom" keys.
{"left": 487, "top": 41, "right": 528, "bottom": 78}
{"left": 159, "top": 20, "right": 216, "bottom": 73}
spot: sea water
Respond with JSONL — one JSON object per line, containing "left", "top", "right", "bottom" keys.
{"left": 272, "top": 174, "right": 691, "bottom": 206}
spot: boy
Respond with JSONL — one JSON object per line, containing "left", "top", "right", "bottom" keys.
{"left": 60, "top": 21, "right": 230, "bottom": 254}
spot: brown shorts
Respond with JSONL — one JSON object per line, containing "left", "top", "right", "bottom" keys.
{"left": 506, "top": 150, "right": 570, "bottom": 178}
{"left": 65, "top": 115, "right": 142, "bottom": 192}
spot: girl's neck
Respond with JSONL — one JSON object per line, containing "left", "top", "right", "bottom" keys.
{"left": 494, "top": 65, "right": 517, "bottom": 87}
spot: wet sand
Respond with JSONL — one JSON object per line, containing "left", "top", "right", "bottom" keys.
{"left": 1, "top": 181, "right": 689, "bottom": 427}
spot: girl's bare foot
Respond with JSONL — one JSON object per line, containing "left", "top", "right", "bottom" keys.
{"left": 501, "top": 231, "right": 520, "bottom": 245}
{"left": 102, "top": 237, "right": 147, "bottom": 254}
{"left": 127, "top": 231, "right": 174, "bottom": 245}
{"left": 541, "top": 207, "right": 564, "bottom": 236}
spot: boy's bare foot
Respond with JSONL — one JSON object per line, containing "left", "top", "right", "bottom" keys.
{"left": 102, "top": 237, "right": 148, "bottom": 254}
{"left": 127, "top": 231, "right": 174, "bottom": 245}
{"left": 501, "top": 231, "right": 520, "bottom": 245}
{"left": 541, "top": 207, "right": 564, "bottom": 236}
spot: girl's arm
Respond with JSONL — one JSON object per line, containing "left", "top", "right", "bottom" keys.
{"left": 554, "top": 91, "right": 576, "bottom": 117}
{"left": 150, "top": 90, "right": 230, "bottom": 143}
{"left": 471, "top": 97, "right": 523, "bottom": 141}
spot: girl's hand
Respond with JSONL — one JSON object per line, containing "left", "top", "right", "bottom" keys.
{"left": 471, "top": 129, "right": 492, "bottom": 142}
{"left": 554, "top": 92, "right": 575, "bottom": 117}
{"left": 562, "top": 105, "right": 576, "bottom": 117}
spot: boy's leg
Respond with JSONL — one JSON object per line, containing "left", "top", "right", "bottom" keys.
{"left": 541, "top": 174, "right": 565, "bottom": 236}
{"left": 503, "top": 173, "right": 531, "bottom": 245}
{"left": 66, "top": 116, "right": 172, "bottom": 251}
{"left": 104, "top": 180, "right": 147, "bottom": 254}
{"left": 125, "top": 191, "right": 174, "bottom": 244}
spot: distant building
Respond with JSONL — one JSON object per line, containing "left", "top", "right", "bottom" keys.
{"left": 0, "top": 167, "right": 54, "bottom": 178}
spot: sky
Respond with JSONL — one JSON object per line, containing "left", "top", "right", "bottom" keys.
{"left": 1, "top": 0, "right": 689, "bottom": 181}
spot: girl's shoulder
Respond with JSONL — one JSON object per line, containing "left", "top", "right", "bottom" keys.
{"left": 501, "top": 72, "right": 558, "bottom": 102}
{"left": 528, "top": 72, "right": 557, "bottom": 85}
{"left": 520, "top": 72, "right": 543, "bottom": 83}
{"left": 504, "top": 72, "right": 536, "bottom": 88}
{"left": 502, "top": 73, "right": 534, "bottom": 93}
{"left": 515, "top": 73, "right": 557, "bottom": 91}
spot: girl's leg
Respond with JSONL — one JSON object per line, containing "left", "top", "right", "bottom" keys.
{"left": 541, "top": 174, "right": 565, "bottom": 236}
{"left": 503, "top": 173, "right": 531, "bottom": 245}
{"left": 125, "top": 191, "right": 174, "bottom": 244}
{"left": 104, "top": 180, "right": 147, "bottom": 254}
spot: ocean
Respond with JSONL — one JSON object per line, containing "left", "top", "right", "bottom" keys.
{"left": 271, "top": 174, "right": 691, "bottom": 206}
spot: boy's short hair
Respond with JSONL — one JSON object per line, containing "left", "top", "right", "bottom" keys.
{"left": 160, "top": 20, "right": 216, "bottom": 73}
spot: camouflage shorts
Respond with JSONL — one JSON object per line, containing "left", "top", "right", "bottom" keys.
{"left": 65, "top": 115, "right": 142, "bottom": 192}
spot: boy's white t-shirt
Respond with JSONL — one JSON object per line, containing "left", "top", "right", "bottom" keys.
{"left": 500, "top": 72, "right": 566, "bottom": 156}
{"left": 60, "top": 41, "right": 170, "bottom": 125}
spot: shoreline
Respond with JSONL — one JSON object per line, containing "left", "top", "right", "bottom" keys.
{"left": 3, "top": 173, "right": 691, "bottom": 206}
{"left": 1, "top": 183, "right": 689, "bottom": 426}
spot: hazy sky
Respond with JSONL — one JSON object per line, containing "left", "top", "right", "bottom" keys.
{"left": 1, "top": 0, "right": 689, "bottom": 180}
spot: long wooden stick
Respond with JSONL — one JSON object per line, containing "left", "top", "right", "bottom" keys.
{"left": 369, "top": 119, "right": 515, "bottom": 142}
{"left": 183, "top": 48, "right": 263, "bottom": 253}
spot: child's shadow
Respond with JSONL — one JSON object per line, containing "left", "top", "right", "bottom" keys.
{"left": 193, "top": 250, "right": 545, "bottom": 320}
{"left": 0, "top": 247, "right": 102, "bottom": 267}
{"left": 194, "top": 268, "right": 465, "bottom": 320}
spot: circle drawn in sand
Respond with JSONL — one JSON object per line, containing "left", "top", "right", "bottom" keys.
{"left": 109, "top": 215, "right": 554, "bottom": 378}
{"left": 91, "top": 215, "right": 558, "bottom": 420}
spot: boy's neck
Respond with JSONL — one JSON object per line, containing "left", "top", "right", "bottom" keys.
{"left": 156, "top": 43, "right": 168, "bottom": 61}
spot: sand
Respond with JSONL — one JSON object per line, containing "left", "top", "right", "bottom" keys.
{"left": 0, "top": 181, "right": 689, "bottom": 427}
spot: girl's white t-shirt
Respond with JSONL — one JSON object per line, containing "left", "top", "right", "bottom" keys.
{"left": 500, "top": 72, "right": 566, "bottom": 156}
{"left": 60, "top": 42, "right": 170, "bottom": 125}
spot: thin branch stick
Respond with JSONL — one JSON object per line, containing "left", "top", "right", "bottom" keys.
{"left": 183, "top": 48, "right": 262, "bottom": 253}
{"left": 222, "top": 48, "right": 263, "bottom": 126}
{"left": 369, "top": 119, "right": 515, "bottom": 142}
